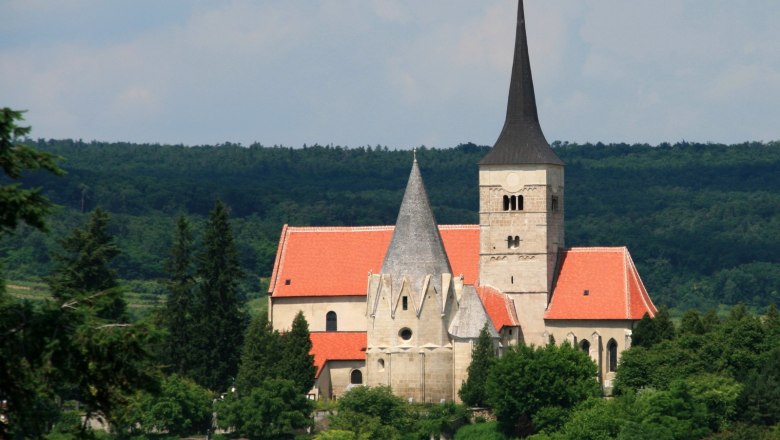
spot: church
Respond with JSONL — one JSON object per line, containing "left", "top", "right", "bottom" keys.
{"left": 268, "top": 0, "right": 657, "bottom": 402}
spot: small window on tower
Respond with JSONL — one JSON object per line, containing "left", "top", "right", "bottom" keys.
{"left": 402, "top": 296, "right": 408, "bottom": 311}
{"left": 503, "top": 195, "right": 510, "bottom": 211}
{"left": 510, "top": 195, "right": 517, "bottom": 210}
{"left": 513, "top": 236, "right": 520, "bottom": 248}
{"left": 552, "top": 196, "right": 559, "bottom": 212}
{"left": 517, "top": 195, "right": 524, "bottom": 210}
{"left": 399, "top": 328, "right": 413, "bottom": 341}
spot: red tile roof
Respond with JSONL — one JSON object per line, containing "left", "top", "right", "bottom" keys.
{"left": 269, "top": 225, "right": 479, "bottom": 297}
{"left": 476, "top": 285, "right": 519, "bottom": 331}
{"left": 309, "top": 332, "right": 367, "bottom": 377}
{"left": 544, "top": 247, "right": 657, "bottom": 320}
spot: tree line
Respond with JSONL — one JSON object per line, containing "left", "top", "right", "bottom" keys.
{"left": 3, "top": 138, "right": 779, "bottom": 310}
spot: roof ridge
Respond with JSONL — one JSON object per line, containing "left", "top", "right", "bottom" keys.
{"left": 287, "top": 225, "right": 394, "bottom": 233}
{"left": 623, "top": 248, "right": 630, "bottom": 319}
{"left": 564, "top": 246, "right": 628, "bottom": 253}
{"left": 624, "top": 248, "right": 658, "bottom": 318}
{"left": 268, "top": 224, "right": 290, "bottom": 293}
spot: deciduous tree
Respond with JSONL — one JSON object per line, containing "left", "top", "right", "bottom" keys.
{"left": 485, "top": 342, "right": 600, "bottom": 438}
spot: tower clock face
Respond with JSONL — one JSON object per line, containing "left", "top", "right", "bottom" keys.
{"left": 505, "top": 172, "right": 522, "bottom": 192}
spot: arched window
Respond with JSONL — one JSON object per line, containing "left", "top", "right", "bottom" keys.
{"left": 579, "top": 339, "right": 590, "bottom": 355}
{"left": 503, "top": 195, "right": 510, "bottom": 211}
{"left": 510, "top": 195, "right": 517, "bottom": 210}
{"left": 513, "top": 236, "right": 520, "bottom": 248}
{"left": 350, "top": 369, "right": 363, "bottom": 384}
{"left": 517, "top": 195, "right": 524, "bottom": 210}
{"left": 326, "top": 311, "right": 337, "bottom": 332}
{"left": 607, "top": 339, "right": 618, "bottom": 372}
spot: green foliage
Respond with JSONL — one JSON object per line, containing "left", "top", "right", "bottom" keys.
{"left": 631, "top": 307, "right": 675, "bottom": 348}
{"left": 282, "top": 311, "right": 316, "bottom": 395}
{"left": 217, "top": 378, "right": 313, "bottom": 440}
{"left": 326, "top": 388, "right": 466, "bottom": 440}
{"left": 47, "top": 208, "right": 126, "bottom": 321}
{"left": 538, "top": 385, "right": 711, "bottom": 440}
{"left": 459, "top": 323, "right": 496, "bottom": 407}
{"left": 161, "top": 215, "right": 196, "bottom": 376}
{"left": 454, "top": 421, "right": 506, "bottom": 440}
{"left": 118, "top": 374, "right": 213, "bottom": 436}
{"left": 485, "top": 342, "right": 601, "bottom": 438}
{"left": 335, "top": 386, "right": 408, "bottom": 428}
{"left": 235, "top": 312, "right": 283, "bottom": 393}
{"left": 0, "top": 108, "right": 63, "bottom": 236}
{"left": 188, "top": 200, "right": 248, "bottom": 391}
{"left": 737, "top": 346, "right": 780, "bottom": 426}
{"left": 5, "top": 140, "right": 780, "bottom": 310}
{"left": 316, "top": 430, "right": 358, "bottom": 440}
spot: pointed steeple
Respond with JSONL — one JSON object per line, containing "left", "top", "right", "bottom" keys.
{"left": 480, "top": 0, "right": 563, "bottom": 166}
{"left": 381, "top": 156, "right": 451, "bottom": 296}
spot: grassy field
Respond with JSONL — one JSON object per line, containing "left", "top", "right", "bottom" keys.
{"left": 6, "top": 279, "right": 269, "bottom": 319}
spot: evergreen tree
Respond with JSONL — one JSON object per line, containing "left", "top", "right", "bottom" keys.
{"left": 235, "top": 313, "right": 283, "bottom": 394}
{"left": 0, "top": 107, "right": 63, "bottom": 236}
{"left": 162, "top": 215, "right": 196, "bottom": 375}
{"left": 632, "top": 307, "right": 676, "bottom": 348}
{"left": 190, "top": 200, "right": 247, "bottom": 391}
{"left": 680, "top": 309, "right": 705, "bottom": 335}
{"left": 459, "top": 323, "right": 496, "bottom": 407}
{"left": 47, "top": 207, "right": 126, "bottom": 321}
{"left": 281, "top": 311, "right": 316, "bottom": 395}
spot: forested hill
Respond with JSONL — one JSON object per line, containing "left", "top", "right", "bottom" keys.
{"left": 2, "top": 139, "right": 780, "bottom": 311}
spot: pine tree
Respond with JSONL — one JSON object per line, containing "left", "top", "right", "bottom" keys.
{"left": 190, "top": 200, "right": 247, "bottom": 391}
{"left": 235, "top": 313, "right": 283, "bottom": 394}
{"left": 162, "top": 215, "right": 196, "bottom": 375}
{"left": 48, "top": 207, "right": 126, "bottom": 321}
{"left": 281, "top": 311, "right": 316, "bottom": 395}
{"left": 459, "top": 323, "right": 496, "bottom": 407}
{"left": 632, "top": 307, "right": 676, "bottom": 348}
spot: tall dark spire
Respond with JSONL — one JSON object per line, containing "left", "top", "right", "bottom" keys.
{"left": 480, "top": 0, "right": 563, "bottom": 166}
{"left": 381, "top": 157, "right": 451, "bottom": 294}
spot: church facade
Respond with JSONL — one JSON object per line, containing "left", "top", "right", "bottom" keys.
{"left": 268, "top": 0, "right": 656, "bottom": 402}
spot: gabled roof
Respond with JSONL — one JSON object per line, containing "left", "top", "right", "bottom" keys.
{"left": 269, "top": 225, "right": 479, "bottom": 298}
{"left": 545, "top": 247, "right": 657, "bottom": 320}
{"left": 381, "top": 158, "right": 452, "bottom": 305}
{"left": 480, "top": 0, "right": 562, "bottom": 166}
{"left": 476, "top": 285, "right": 519, "bottom": 332}
{"left": 309, "top": 332, "right": 367, "bottom": 377}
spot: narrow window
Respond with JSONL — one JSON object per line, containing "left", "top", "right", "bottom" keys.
{"left": 551, "top": 195, "right": 559, "bottom": 212}
{"left": 377, "top": 359, "right": 385, "bottom": 372}
{"left": 580, "top": 340, "right": 590, "bottom": 354}
{"left": 350, "top": 369, "right": 363, "bottom": 384}
{"left": 513, "top": 236, "right": 520, "bottom": 248}
{"left": 510, "top": 195, "right": 517, "bottom": 210}
{"left": 517, "top": 195, "right": 524, "bottom": 210}
{"left": 507, "top": 236, "right": 513, "bottom": 249}
{"left": 402, "top": 296, "right": 408, "bottom": 311}
{"left": 511, "top": 275, "right": 514, "bottom": 284}
{"left": 326, "top": 311, "right": 337, "bottom": 332}
{"left": 503, "top": 195, "right": 510, "bottom": 211}
{"left": 608, "top": 339, "right": 618, "bottom": 372}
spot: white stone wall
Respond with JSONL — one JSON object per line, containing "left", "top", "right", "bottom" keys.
{"left": 270, "top": 295, "right": 366, "bottom": 332}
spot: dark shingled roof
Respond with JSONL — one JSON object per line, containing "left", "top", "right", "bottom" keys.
{"left": 480, "top": 0, "right": 563, "bottom": 166}
{"left": 381, "top": 156, "right": 452, "bottom": 298}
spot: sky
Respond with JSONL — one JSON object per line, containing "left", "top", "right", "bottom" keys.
{"left": 1, "top": 0, "right": 779, "bottom": 149}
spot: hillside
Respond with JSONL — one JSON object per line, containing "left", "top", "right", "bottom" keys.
{"left": 2, "top": 139, "right": 779, "bottom": 310}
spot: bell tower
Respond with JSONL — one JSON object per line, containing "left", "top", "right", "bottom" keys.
{"left": 478, "top": 0, "right": 564, "bottom": 346}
